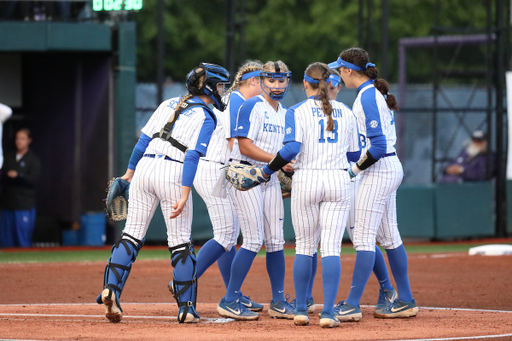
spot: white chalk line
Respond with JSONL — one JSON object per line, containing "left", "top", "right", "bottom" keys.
{"left": 0, "top": 303, "right": 511, "bottom": 341}
{"left": 1, "top": 303, "right": 511, "bottom": 314}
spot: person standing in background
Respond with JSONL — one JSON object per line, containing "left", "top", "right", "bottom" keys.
{"left": 0, "top": 128, "right": 41, "bottom": 247}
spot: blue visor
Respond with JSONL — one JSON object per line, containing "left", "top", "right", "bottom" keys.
{"left": 327, "top": 74, "right": 340, "bottom": 87}
{"left": 328, "top": 57, "right": 363, "bottom": 71}
{"left": 240, "top": 70, "right": 261, "bottom": 81}
{"left": 304, "top": 74, "right": 319, "bottom": 84}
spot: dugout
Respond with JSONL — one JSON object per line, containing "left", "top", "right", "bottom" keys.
{"left": 0, "top": 21, "right": 136, "bottom": 245}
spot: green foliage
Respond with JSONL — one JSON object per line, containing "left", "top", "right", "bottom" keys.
{"left": 132, "top": 0, "right": 495, "bottom": 84}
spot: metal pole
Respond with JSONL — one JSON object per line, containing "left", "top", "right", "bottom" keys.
{"left": 495, "top": 0, "right": 508, "bottom": 237}
{"left": 239, "top": 0, "right": 246, "bottom": 66}
{"left": 225, "top": 0, "right": 236, "bottom": 77}
{"left": 156, "top": 0, "right": 164, "bottom": 104}
{"left": 367, "top": 0, "right": 373, "bottom": 57}
{"left": 358, "top": 0, "right": 364, "bottom": 47}
{"left": 381, "top": 0, "right": 389, "bottom": 81}
{"left": 432, "top": 0, "right": 439, "bottom": 184}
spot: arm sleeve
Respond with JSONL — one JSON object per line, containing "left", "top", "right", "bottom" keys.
{"left": 191, "top": 112, "right": 216, "bottom": 156}
{"left": 182, "top": 150, "right": 201, "bottom": 187}
{"left": 128, "top": 133, "right": 151, "bottom": 170}
{"left": 347, "top": 151, "right": 361, "bottom": 162}
{"left": 368, "top": 135, "right": 387, "bottom": 160}
{"left": 263, "top": 141, "right": 301, "bottom": 175}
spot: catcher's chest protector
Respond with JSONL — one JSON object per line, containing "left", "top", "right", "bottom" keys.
{"left": 152, "top": 101, "right": 216, "bottom": 153}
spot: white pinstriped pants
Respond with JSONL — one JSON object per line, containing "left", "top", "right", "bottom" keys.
{"left": 123, "top": 156, "right": 193, "bottom": 248}
{"left": 346, "top": 173, "right": 360, "bottom": 241}
{"left": 352, "top": 155, "right": 404, "bottom": 252}
{"left": 291, "top": 169, "right": 351, "bottom": 257}
{"left": 193, "top": 159, "right": 240, "bottom": 251}
{"left": 228, "top": 176, "right": 284, "bottom": 253}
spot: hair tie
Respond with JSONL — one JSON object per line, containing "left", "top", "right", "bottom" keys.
{"left": 365, "top": 63, "right": 375, "bottom": 69}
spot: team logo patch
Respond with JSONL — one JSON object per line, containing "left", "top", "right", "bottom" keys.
{"left": 370, "top": 120, "right": 378, "bottom": 128}
{"left": 286, "top": 127, "right": 292, "bottom": 134}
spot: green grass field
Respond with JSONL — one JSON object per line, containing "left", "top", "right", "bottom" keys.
{"left": 1, "top": 242, "right": 510, "bottom": 263}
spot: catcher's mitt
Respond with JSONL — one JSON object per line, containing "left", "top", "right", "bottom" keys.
{"left": 278, "top": 170, "right": 293, "bottom": 193}
{"left": 105, "top": 177, "right": 130, "bottom": 221}
{"left": 225, "top": 164, "right": 270, "bottom": 191}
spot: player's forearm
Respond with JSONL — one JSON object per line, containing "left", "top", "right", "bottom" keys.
{"left": 238, "top": 138, "right": 275, "bottom": 163}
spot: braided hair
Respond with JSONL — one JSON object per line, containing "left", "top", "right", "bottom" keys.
{"left": 229, "top": 61, "right": 263, "bottom": 91}
{"left": 305, "top": 62, "right": 334, "bottom": 131}
{"left": 339, "top": 47, "right": 398, "bottom": 111}
{"left": 172, "top": 67, "right": 206, "bottom": 120}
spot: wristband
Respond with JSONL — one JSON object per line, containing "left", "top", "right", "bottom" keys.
{"left": 348, "top": 168, "right": 357, "bottom": 178}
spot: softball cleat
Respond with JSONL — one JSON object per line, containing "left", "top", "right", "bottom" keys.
{"left": 333, "top": 301, "right": 362, "bottom": 322}
{"left": 101, "top": 288, "right": 123, "bottom": 323}
{"left": 374, "top": 288, "right": 398, "bottom": 311}
{"left": 374, "top": 298, "right": 418, "bottom": 318}
{"left": 319, "top": 312, "right": 340, "bottom": 328}
{"left": 293, "top": 307, "right": 310, "bottom": 326}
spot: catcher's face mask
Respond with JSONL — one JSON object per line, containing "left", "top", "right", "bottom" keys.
{"left": 260, "top": 62, "right": 291, "bottom": 101}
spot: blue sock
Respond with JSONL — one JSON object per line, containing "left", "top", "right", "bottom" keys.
{"left": 293, "top": 254, "right": 312, "bottom": 310}
{"left": 173, "top": 254, "right": 196, "bottom": 302}
{"left": 307, "top": 252, "right": 317, "bottom": 300}
{"left": 386, "top": 244, "right": 413, "bottom": 302}
{"left": 373, "top": 246, "right": 394, "bottom": 291}
{"left": 195, "top": 239, "right": 226, "bottom": 279}
{"left": 217, "top": 246, "right": 236, "bottom": 289}
{"left": 266, "top": 250, "right": 286, "bottom": 302}
{"left": 346, "top": 251, "right": 375, "bottom": 307}
{"left": 224, "top": 248, "right": 257, "bottom": 302}
{"left": 321, "top": 256, "right": 341, "bottom": 315}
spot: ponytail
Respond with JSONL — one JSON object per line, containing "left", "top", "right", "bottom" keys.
{"left": 304, "top": 62, "right": 334, "bottom": 131}
{"left": 339, "top": 47, "right": 398, "bottom": 110}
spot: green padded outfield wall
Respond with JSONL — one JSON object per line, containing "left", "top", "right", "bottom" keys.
{"left": 435, "top": 181, "right": 494, "bottom": 239}
{"left": 396, "top": 185, "right": 435, "bottom": 239}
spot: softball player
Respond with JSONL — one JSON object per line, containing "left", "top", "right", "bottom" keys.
{"left": 96, "top": 63, "right": 230, "bottom": 324}
{"left": 260, "top": 62, "right": 360, "bottom": 328}
{"left": 216, "top": 61, "right": 294, "bottom": 321}
{"left": 191, "top": 61, "right": 264, "bottom": 311}
{"left": 328, "top": 68, "right": 398, "bottom": 316}
{"left": 329, "top": 47, "right": 418, "bottom": 320}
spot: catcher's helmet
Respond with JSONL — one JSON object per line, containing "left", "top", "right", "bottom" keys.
{"left": 186, "top": 63, "right": 230, "bottom": 111}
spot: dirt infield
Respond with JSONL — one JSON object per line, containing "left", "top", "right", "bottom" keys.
{"left": 1, "top": 249, "right": 511, "bottom": 340}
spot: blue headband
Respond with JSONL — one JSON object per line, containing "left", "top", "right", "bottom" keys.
{"left": 304, "top": 74, "right": 319, "bottom": 84}
{"left": 327, "top": 74, "right": 340, "bottom": 87}
{"left": 240, "top": 70, "right": 261, "bottom": 81}
{"left": 328, "top": 57, "right": 376, "bottom": 71}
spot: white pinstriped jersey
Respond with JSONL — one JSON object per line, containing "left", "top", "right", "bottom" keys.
{"left": 353, "top": 81, "right": 397, "bottom": 156}
{"left": 141, "top": 97, "right": 216, "bottom": 162}
{"left": 202, "top": 91, "right": 245, "bottom": 163}
{"left": 231, "top": 94, "right": 286, "bottom": 167}
{"left": 284, "top": 97, "right": 359, "bottom": 170}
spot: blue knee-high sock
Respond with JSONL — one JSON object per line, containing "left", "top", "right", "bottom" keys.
{"left": 373, "top": 246, "right": 394, "bottom": 291}
{"left": 321, "top": 256, "right": 341, "bottom": 315}
{"left": 217, "top": 246, "right": 236, "bottom": 289}
{"left": 266, "top": 250, "right": 286, "bottom": 302}
{"left": 224, "top": 248, "right": 257, "bottom": 302}
{"left": 195, "top": 239, "right": 226, "bottom": 279}
{"left": 173, "top": 255, "right": 196, "bottom": 303}
{"left": 346, "top": 251, "right": 375, "bottom": 307}
{"left": 293, "top": 254, "right": 312, "bottom": 310}
{"left": 307, "top": 252, "right": 317, "bottom": 300}
{"left": 386, "top": 244, "right": 413, "bottom": 302}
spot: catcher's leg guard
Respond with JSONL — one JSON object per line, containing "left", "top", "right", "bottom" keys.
{"left": 169, "top": 242, "right": 198, "bottom": 323}
{"left": 97, "top": 233, "right": 143, "bottom": 323}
